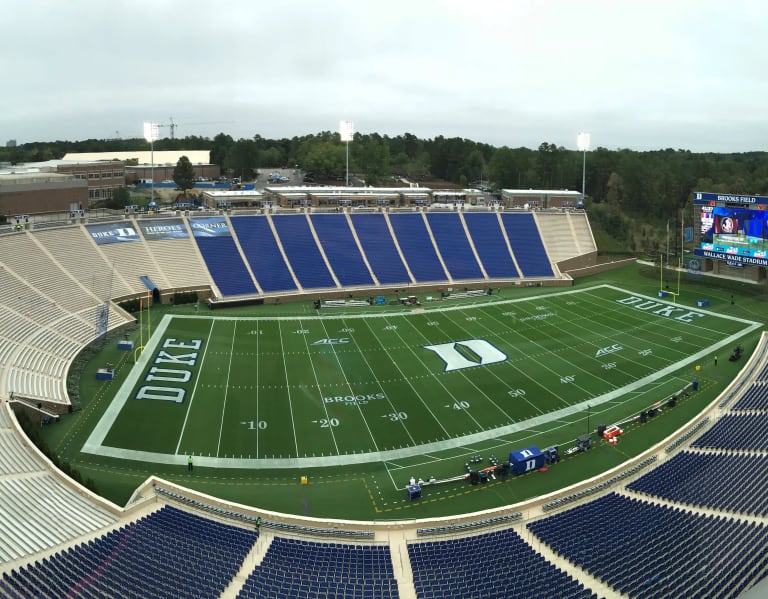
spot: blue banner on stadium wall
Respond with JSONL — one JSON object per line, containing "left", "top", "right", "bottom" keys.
{"left": 138, "top": 218, "right": 189, "bottom": 240}
{"left": 693, "top": 191, "right": 768, "bottom": 207}
{"left": 190, "top": 216, "right": 230, "bottom": 237}
{"left": 86, "top": 222, "right": 140, "bottom": 245}
{"left": 694, "top": 248, "right": 768, "bottom": 267}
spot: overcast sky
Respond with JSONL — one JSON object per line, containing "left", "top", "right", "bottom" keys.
{"left": 1, "top": 0, "right": 765, "bottom": 152}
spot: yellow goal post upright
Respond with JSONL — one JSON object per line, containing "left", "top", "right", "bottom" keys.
{"left": 133, "top": 290, "right": 152, "bottom": 363}
{"left": 659, "top": 211, "right": 685, "bottom": 303}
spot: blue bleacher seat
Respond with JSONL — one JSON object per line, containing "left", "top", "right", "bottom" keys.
{"left": 349, "top": 214, "right": 411, "bottom": 285}
{"left": 389, "top": 213, "right": 447, "bottom": 282}
{"left": 463, "top": 212, "right": 520, "bottom": 279}
{"left": 425, "top": 212, "right": 484, "bottom": 280}
{"left": 500, "top": 213, "right": 554, "bottom": 277}
{"left": 271, "top": 215, "right": 336, "bottom": 289}
{"left": 194, "top": 235, "right": 258, "bottom": 296}
{"left": 230, "top": 216, "right": 298, "bottom": 293}
{"left": 310, "top": 214, "right": 375, "bottom": 287}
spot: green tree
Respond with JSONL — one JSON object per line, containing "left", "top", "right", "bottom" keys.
{"left": 104, "top": 186, "right": 131, "bottom": 210}
{"left": 173, "top": 156, "right": 196, "bottom": 192}
{"left": 224, "top": 139, "right": 259, "bottom": 181}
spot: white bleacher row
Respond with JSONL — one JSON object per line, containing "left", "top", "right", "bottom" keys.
{"left": 0, "top": 431, "right": 42, "bottom": 474}
{"left": 536, "top": 213, "right": 582, "bottom": 263}
{"left": 98, "top": 240, "right": 171, "bottom": 294}
{"left": 145, "top": 238, "right": 212, "bottom": 288}
{"left": 5, "top": 369, "right": 66, "bottom": 403}
{"left": 0, "top": 472, "right": 116, "bottom": 564}
{"left": 0, "top": 306, "right": 40, "bottom": 344}
{"left": 0, "top": 267, "right": 69, "bottom": 325}
{"left": 570, "top": 212, "right": 597, "bottom": 254}
{"left": 0, "top": 233, "right": 100, "bottom": 314}
{"left": 8, "top": 345, "right": 68, "bottom": 378}
{"left": 32, "top": 226, "right": 135, "bottom": 299}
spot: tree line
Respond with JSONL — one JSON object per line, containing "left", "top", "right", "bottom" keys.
{"left": 3, "top": 132, "right": 767, "bottom": 252}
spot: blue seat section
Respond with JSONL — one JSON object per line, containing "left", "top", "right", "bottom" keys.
{"left": 237, "top": 537, "right": 400, "bottom": 599}
{"left": 349, "top": 214, "right": 411, "bottom": 285}
{"left": 271, "top": 214, "right": 336, "bottom": 290}
{"left": 627, "top": 451, "right": 768, "bottom": 516}
{"left": 500, "top": 213, "right": 554, "bottom": 277}
{"left": 407, "top": 528, "right": 593, "bottom": 599}
{"left": 528, "top": 493, "right": 768, "bottom": 599}
{"left": 229, "top": 216, "right": 297, "bottom": 293}
{"left": 195, "top": 236, "right": 258, "bottom": 296}
{"left": 425, "top": 213, "right": 484, "bottom": 280}
{"left": 732, "top": 382, "right": 768, "bottom": 411}
{"left": 692, "top": 413, "right": 768, "bottom": 450}
{"left": 463, "top": 212, "right": 520, "bottom": 279}
{"left": 310, "top": 214, "right": 375, "bottom": 287}
{"left": 3, "top": 506, "right": 257, "bottom": 599}
{"left": 388, "top": 213, "right": 447, "bottom": 283}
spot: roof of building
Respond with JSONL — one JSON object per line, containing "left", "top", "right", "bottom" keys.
{"left": 63, "top": 150, "right": 211, "bottom": 165}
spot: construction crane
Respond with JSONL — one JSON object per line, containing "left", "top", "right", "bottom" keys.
{"left": 157, "top": 117, "right": 233, "bottom": 139}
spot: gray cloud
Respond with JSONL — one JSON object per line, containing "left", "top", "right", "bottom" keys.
{"left": 1, "top": 0, "right": 765, "bottom": 151}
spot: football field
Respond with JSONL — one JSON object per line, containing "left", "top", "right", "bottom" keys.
{"left": 83, "top": 284, "right": 760, "bottom": 470}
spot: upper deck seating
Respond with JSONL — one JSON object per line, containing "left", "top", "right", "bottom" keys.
{"left": 463, "top": 212, "right": 520, "bottom": 279}
{"left": 310, "top": 214, "right": 374, "bottom": 287}
{"left": 349, "top": 214, "right": 411, "bottom": 286}
{"left": 501, "top": 213, "right": 554, "bottom": 277}
{"left": 271, "top": 215, "right": 336, "bottom": 290}
{"left": 425, "top": 213, "right": 484, "bottom": 280}
{"left": 388, "top": 213, "right": 447, "bottom": 282}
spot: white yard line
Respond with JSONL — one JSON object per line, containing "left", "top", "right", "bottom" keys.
{"left": 300, "top": 320, "right": 341, "bottom": 455}
{"left": 216, "top": 321, "right": 238, "bottom": 457}
{"left": 278, "top": 320, "right": 301, "bottom": 457}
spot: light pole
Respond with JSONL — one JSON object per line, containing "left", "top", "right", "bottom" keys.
{"left": 340, "top": 120, "right": 354, "bottom": 187}
{"left": 143, "top": 122, "right": 160, "bottom": 205}
{"left": 577, "top": 132, "right": 590, "bottom": 204}
{"left": 586, "top": 403, "right": 591, "bottom": 435}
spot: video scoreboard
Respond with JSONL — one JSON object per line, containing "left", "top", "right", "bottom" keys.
{"left": 693, "top": 191, "right": 768, "bottom": 268}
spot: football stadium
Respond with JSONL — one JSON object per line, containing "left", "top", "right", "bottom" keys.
{"left": 1, "top": 199, "right": 768, "bottom": 599}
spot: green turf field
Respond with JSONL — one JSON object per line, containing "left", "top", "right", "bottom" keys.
{"left": 82, "top": 283, "right": 760, "bottom": 475}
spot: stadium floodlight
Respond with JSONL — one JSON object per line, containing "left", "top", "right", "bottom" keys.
{"left": 577, "top": 132, "right": 590, "bottom": 204}
{"left": 143, "top": 122, "right": 160, "bottom": 204}
{"left": 340, "top": 120, "right": 354, "bottom": 187}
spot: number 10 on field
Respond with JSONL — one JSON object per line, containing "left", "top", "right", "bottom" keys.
{"left": 241, "top": 420, "right": 268, "bottom": 430}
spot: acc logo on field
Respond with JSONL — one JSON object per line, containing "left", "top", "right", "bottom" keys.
{"left": 424, "top": 339, "right": 507, "bottom": 372}
{"left": 595, "top": 344, "right": 623, "bottom": 358}
{"left": 312, "top": 338, "right": 350, "bottom": 345}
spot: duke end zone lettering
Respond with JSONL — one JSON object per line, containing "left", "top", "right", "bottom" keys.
{"left": 616, "top": 296, "right": 704, "bottom": 323}
{"left": 135, "top": 338, "right": 203, "bottom": 403}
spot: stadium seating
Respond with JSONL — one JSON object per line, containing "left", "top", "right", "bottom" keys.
{"left": 0, "top": 506, "right": 256, "bottom": 598}
{"left": 142, "top": 237, "right": 212, "bottom": 289}
{"left": 628, "top": 451, "right": 768, "bottom": 516}
{"left": 349, "top": 214, "right": 411, "bottom": 285}
{"left": 388, "top": 213, "right": 447, "bottom": 282}
{"left": 310, "top": 214, "right": 375, "bottom": 287}
{"left": 732, "top": 382, "right": 768, "bottom": 411}
{"left": 271, "top": 214, "right": 337, "bottom": 290}
{"left": 229, "top": 216, "right": 298, "bottom": 293}
{"left": 32, "top": 226, "right": 135, "bottom": 299}
{"left": 0, "top": 472, "right": 116, "bottom": 564}
{"left": 194, "top": 235, "right": 258, "bottom": 296}
{"left": 527, "top": 492, "right": 768, "bottom": 599}
{"left": 408, "top": 528, "right": 593, "bottom": 599}
{"left": 237, "top": 537, "right": 399, "bottom": 599}
{"left": 692, "top": 413, "right": 768, "bottom": 450}
{"left": 425, "top": 212, "right": 484, "bottom": 280}
{"left": 500, "top": 213, "right": 555, "bottom": 277}
{"left": 463, "top": 212, "right": 520, "bottom": 279}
